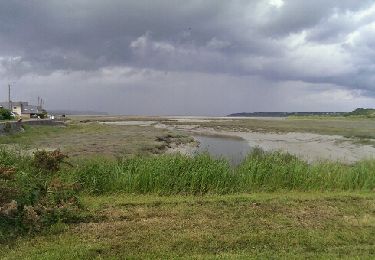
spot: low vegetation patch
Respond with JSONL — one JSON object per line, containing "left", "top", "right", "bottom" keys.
{"left": 0, "top": 123, "right": 194, "bottom": 158}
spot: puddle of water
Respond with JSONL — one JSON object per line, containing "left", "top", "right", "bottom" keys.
{"left": 193, "top": 135, "right": 251, "bottom": 166}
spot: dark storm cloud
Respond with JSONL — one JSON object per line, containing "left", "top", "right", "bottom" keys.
{"left": 0, "top": 0, "right": 374, "bottom": 114}
{"left": 258, "top": 0, "right": 373, "bottom": 36}
{"left": 0, "top": 0, "right": 236, "bottom": 73}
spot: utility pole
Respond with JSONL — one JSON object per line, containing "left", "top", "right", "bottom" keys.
{"left": 8, "top": 83, "right": 11, "bottom": 110}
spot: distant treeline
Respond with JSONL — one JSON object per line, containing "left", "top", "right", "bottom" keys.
{"left": 345, "top": 108, "right": 375, "bottom": 117}
{"left": 228, "top": 108, "right": 375, "bottom": 118}
{"left": 228, "top": 112, "right": 345, "bottom": 117}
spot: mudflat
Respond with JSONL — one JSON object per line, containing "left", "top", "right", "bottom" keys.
{"left": 153, "top": 116, "right": 375, "bottom": 163}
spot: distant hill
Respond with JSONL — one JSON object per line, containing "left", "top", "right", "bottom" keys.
{"left": 345, "top": 108, "right": 375, "bottom": 117}
{"left": 49, "top": 110, "right": 109, "bottom": 115}
{"left": 228, "top": 112, "right": 345, "bottom": 117}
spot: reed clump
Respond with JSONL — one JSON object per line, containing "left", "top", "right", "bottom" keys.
{"left": 70, "top": 153, "right": 233, "bottom": 195}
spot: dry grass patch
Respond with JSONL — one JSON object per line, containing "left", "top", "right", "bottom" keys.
{"left": 0, "top": 122, "right": 193, "bottom": 158}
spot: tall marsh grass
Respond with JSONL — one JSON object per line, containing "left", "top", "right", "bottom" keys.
{"left": 1, "top": 148, "right": 374, "bottom": 196}
{"left": 64, "top": 148, "right": 375, "bottom": 194}
{"left": 69, "top": 154, "right": 234, "bottom": 195}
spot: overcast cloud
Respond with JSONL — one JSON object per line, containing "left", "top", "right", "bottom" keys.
{"left": 0, "top": 0, "right": 374, "bottom": 115}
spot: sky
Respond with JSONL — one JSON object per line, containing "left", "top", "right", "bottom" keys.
{"left": 0, "top": 0, "right": 375, "bottom": 115}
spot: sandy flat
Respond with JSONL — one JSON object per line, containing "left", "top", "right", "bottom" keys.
{"left": 163, "top": 124, "right": 375, "bottom": 163}
{"left": 164, "top": 116, "right": 286, "bottom": 122}
{"left": 234, "top": 131, "right": 375, "bottom": 163}
{"left": 100, "top": 121, "right": 156, "bottom": 126}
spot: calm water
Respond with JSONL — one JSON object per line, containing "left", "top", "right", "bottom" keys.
{"left": 194, "top": 135, "right": 251, "bottom": 166}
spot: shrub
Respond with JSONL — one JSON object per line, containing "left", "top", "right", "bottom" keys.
{"left": 32, "top": 150, "right": 69, "bottom": 172}
{"left": 0, "top": 108, "right": 12, "bottom": 120}
{"left": 0, "top": 149, "right": 80, "bottom": 243}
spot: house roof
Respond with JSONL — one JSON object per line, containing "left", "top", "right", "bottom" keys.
{"left": 22, "top": 105, "right": 42, "bottom": 114}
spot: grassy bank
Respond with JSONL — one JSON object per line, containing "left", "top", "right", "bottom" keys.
{"left": 1, "top": 148, "right": 375, "bottom": 258}
{"left": 1, "top": 192, "right": 374, "bottom": 259}
{"left": 1, "top": 148, "right": 374, "bottom": 199}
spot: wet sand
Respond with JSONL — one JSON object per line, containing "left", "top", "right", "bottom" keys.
{"left": 222, "top": 130, "right": 375, "bottom": 163}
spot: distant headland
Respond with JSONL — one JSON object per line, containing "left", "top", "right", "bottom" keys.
{"left": 228, "top": 108, "right": 375, "bottom": 118}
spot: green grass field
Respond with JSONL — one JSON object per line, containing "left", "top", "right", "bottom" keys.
{"left": 1, "top": 192, "right": 374, "bottom": 259}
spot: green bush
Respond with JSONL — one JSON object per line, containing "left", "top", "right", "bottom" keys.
{"left": 0, "top": 149, "right": 80, "bottom": 243}
{"left": 0, "top": 108, "right": 12, "bottom": 120}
